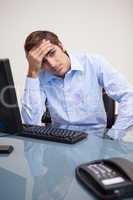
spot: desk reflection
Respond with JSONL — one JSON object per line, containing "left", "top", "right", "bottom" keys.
{"left": 23, "top": 125, "right": 133, "bottom": 200}
{"left": 24, "top": 141, "right": 76, "bottom": 200}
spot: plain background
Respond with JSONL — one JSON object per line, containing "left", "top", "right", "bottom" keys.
{"left": 0, "top": 0, "right": 133, "bottom": 106}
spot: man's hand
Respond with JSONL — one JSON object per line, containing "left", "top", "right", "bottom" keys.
{"left": 26, "top": 40, "right": 53, "bottom": 78}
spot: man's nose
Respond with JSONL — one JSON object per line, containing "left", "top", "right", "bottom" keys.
{"left": 47, "top": 58, "right": 57, "bottom": 68}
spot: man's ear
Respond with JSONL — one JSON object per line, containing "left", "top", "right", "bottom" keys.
{"left": 58, "top": 42, "right": 66, "bottom": 52}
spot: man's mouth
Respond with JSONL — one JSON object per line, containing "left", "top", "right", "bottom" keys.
{"left": 54, "top": 65, "right": 63, "bottom": 72}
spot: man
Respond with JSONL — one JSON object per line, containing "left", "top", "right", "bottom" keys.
{"left": 21, "top": 30, "right": 133, "bottom": 140}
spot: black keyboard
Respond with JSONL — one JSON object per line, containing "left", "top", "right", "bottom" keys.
{"left": 20, "top": 124, "right": 88, "bottom": 144}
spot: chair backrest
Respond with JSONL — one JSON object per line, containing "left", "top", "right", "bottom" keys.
{"left": 102, "top": 89, "right": 115, "bottom": 128}
{"left": 42, "top": 90, "right": 116, "bottom": 128}
{"left": 41, "top": 100, "right": 52, "bottom": 124}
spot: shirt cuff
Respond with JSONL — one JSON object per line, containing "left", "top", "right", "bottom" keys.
{"left": 25, "top": 77, "right": 40, "bottom": 90}
{"left": 106, "top": 128, "right": 126, "bottom": 140}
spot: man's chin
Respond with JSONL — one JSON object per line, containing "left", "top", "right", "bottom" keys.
{"left": 55, "top": 71, "right": 65, "bottom": 78}
{"left": 54, "top": 68, "right": 66, "bottom": 77}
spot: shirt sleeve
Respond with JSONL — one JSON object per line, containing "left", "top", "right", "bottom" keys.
{"left": 96, "top": 55, "right": 133, "bottom": 139}
{"left": 21, "top": 77, "right": 46, "bottom": 125}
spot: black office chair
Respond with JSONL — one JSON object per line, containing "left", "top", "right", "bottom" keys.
{"left": 41, "top": 100, "right": 52, "bottom": 125}
{"left": 42, "top": 89, "right": 116, "bottom": 128}
{"left": 102, "top": 89, "right": 115, "bottom": 128}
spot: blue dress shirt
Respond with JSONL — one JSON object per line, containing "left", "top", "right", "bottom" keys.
{"left": 21, "top": 53, "right": 133, "bottom": 139}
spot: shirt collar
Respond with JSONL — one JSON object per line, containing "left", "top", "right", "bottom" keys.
{"left": 43, "top": 52, "right": 83, "bottom": 83}
{"left": 68, "top": 52, "right": 84, "bottom": 72}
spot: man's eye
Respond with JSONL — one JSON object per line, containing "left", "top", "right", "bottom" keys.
{"left": 49, "top": 50, "right": 56, "bottom": 56}
{"left": 42, "top": 58, "right": 47, "bottom": 64}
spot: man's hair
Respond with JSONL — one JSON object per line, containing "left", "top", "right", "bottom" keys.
{"left": 24, "top": 30, "right": 61, "bottom": 52}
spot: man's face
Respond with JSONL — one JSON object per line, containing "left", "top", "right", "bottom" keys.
{"left": 42, "top": 43, "right": 71, "bottom": 77}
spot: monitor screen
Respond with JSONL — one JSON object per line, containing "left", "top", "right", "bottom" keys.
{"left": 0, "top": 59, "right": 23, "bottom": 133}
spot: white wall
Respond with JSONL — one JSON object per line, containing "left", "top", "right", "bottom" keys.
{"left": 0, "top": 0, "right": 133, "bottom": 104}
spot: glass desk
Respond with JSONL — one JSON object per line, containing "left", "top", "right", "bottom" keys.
{"left": 0, "top": 125, "right": 133, "bottom": 200}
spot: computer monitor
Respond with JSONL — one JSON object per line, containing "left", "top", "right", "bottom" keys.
{"left": 0, "top": 59, "right": 23, "bottom": 134}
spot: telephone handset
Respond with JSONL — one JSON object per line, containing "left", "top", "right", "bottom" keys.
{"left": 76, "top": 157, "right": 133, "bottom": 199}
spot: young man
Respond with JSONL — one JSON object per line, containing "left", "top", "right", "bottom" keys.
{"left": 21, "top": 30, "right": 133, "bottom": 140}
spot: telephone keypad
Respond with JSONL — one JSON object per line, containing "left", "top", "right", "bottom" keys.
{"left": 87, "top": 163, "right": 119, "bottom": 181}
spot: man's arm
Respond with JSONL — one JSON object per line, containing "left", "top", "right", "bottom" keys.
{"left": 21, "top": 39, "right": 53, "bottom": 125}
{"left": 21, "top": 77, "right": 46, "bottom": 125}
{"left": 96, "top": 55, "right": 133, "bottom": 139}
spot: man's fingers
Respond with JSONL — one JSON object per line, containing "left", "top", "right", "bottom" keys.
{"left": 28, "top": 40, "right": 48, "bottom": 54}
{"left": 39, "top": 41, "right": 54, "bottom": 52}
{"left": 39, "top": 46, "right": 54, "bottom": 58}
{"left": 31, "top": 45, "right": 53, "bottom": 62}
{"left": 30, "top": 41, "right": 53, "bottom": 58}
{"left": 27, "top": 40, "right": 55, "bottom": 70}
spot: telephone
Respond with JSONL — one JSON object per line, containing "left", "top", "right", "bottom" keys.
{"left": 76, "top": 157, "right": 133, "bottom": 199}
